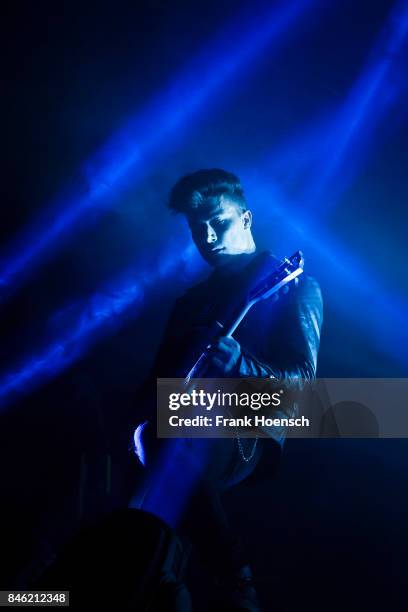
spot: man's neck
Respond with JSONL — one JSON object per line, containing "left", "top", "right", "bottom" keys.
{"left": 212, "top": 249, "right": 258, "bottom": 277}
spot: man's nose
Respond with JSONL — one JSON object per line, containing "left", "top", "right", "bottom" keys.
{"left": 205, "top": 224, "right": 217, "bottom": 243}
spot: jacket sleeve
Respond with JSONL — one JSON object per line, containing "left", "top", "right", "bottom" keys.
{"left": 234, "top": 275, "right": 323, "bottom": 446}
{"left": 236, "top": 275, "right": 323, "bottom": 383}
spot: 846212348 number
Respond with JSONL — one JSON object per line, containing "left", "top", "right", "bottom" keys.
{"left": 0, "top": 592, "right": 69, "bottom": 606}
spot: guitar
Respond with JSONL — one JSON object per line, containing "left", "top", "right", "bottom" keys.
{"left": 131, "top": 249, "right": 304, "bottom": 495}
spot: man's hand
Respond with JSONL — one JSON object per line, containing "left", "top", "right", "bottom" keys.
{"left": 209, "top": 336, "right": 241, "bottom": 374}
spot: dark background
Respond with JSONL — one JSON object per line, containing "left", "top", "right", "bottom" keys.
{"left": 1, "top": 0, "right": 407, "bottom": 608}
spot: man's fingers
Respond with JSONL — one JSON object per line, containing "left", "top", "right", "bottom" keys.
{"left": 270, "top": 283, "right": 294, "bottom": 302}
{"left": 215, "top": 336, "right": 240, "bottom": 349}
{"left": 209, "top": 336, "right": 240, "bottom": 365}
{"left": 212, "top": 356, "right": 225, "bottom": 370}
{"left": 210, "top": 343, "right": 229, "bottom": 363}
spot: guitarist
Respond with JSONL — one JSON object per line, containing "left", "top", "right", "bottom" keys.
{"left": 133, "top": 169, "right": 323, "bottom": 611}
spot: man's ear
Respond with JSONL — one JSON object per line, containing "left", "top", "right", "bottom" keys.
{"left": 242, "top": 210, "right": 252, "bottom": 229}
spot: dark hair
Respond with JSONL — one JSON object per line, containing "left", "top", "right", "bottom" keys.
{"left": 168, "top": 168, "right": 247, "bottom": 214}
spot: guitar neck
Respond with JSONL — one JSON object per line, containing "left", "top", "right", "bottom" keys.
{"left": 184, "top": 251, "right": 304, "bottom": 382}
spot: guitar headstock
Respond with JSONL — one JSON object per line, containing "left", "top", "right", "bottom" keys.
{"left": 249, "top": 250, "right": 304, "bottom": 303}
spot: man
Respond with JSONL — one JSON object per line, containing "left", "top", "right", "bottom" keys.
{"left": 133, "top": 168, "right": 323, "bottom": 610}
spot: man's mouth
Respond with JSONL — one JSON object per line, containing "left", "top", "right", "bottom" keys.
{"left": 209, "top": 247, "right": 225, "bottom": 254}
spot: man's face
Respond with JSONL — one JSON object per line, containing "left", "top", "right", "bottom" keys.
{"left": 186, "top": 196, "right": 253, "bottom": 267}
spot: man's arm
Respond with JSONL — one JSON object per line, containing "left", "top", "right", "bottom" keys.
{"left": 236, "top": 275, "right": 323, "bottom": 382}
{"left": 210, "top": 275, "right": 323, "bottom": 381}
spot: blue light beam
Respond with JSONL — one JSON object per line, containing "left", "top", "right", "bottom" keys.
{"left": 0, "top": 243, "right": 202, "bottom": 410}
{"left": 243, "top": 176, "right": 408, "bottom": 372}
{"left": 305, "top": 0, "right": 408, "bottom": 212}
{"left": 0, "top": 0, "right": 318, "bottom": 300}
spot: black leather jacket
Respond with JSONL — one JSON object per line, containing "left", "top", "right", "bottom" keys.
{"left": 154, "top": 252, "right": 323, "bottom": 379}
{"left": 144, "top": 251, "right": 323, "bottom": 445}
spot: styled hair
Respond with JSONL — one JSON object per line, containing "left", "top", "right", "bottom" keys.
{"left": 168, "top": 168, "right": 247, "bottom": 214}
